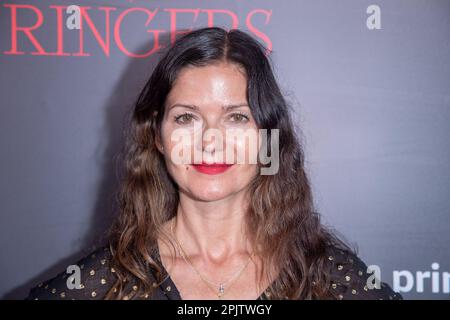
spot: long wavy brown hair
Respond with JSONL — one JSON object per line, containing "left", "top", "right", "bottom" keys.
{"left": 105, "top": 27, "right": 352, "bottom": 300}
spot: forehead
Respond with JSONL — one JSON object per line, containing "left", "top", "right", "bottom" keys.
{"left": 166, "top": 63, "right": 248, "bottom": 105}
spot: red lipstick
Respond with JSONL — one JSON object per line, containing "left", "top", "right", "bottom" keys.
{"left": 191, "top": 162, "right": 234, "bottom": 175}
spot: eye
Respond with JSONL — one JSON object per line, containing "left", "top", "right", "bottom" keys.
{"left": 229, "top": 112, "right": 250, "bottom": 123}
{"left": 174, "top": 112, "right": 195, "bottom": 125}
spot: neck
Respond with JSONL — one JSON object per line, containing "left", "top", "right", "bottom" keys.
{"left": 172, "top": 191, "right": 252, "bottom": 266}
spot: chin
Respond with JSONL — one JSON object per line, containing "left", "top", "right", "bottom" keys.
{"left": 181, "top": 179, "right": 253, "bottom": 202}
{"left": 185, "top": 183, "right": 237, "bottom": 202}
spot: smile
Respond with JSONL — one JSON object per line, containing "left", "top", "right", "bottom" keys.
{"left": 191, "top": 163, "right": 234, "bottom": 175}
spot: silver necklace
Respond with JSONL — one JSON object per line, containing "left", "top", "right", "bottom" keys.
{"left": 170, "top": 217, "right": 254, "bottom": 299}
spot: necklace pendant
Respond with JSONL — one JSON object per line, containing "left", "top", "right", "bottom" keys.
{"left": 218, "top": 284, "right": 225, "bottom": 296}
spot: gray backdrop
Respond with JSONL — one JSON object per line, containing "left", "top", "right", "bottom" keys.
{"left": 1, "top": 0, "right": 449, "bottom": 299}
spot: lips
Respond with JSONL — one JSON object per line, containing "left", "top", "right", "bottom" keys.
{"left": 191, "top": 162, "right": 234, "bottom": 175}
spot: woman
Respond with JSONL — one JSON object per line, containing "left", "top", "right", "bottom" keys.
{"left": 26, "top": 27, "right": 402, "bottom": 300}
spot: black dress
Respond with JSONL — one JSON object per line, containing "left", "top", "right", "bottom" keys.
{"left": 25, "top": 244, "right": 403, "bottom": 300}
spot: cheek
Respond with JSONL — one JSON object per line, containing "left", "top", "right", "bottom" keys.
{"left": 224, "top": 128, "right": 260, "bottom": 165}
{"left": 161, "top": 124, "right": 196, "bottom": 165}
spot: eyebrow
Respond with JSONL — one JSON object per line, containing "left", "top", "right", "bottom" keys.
{"left": 168, "top": 103, "right": 249, "bottom": 111}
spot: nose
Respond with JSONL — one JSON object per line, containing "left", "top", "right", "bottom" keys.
{"left": 194, "top": 118, "right": 226, "bottom": 159}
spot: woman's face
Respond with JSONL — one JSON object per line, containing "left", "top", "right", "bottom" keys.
{"left": 158, "top": 62, "right": 260, "bottom": 202}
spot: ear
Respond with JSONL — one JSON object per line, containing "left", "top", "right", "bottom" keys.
{"left": 154, "top": 134, "right": 165, "bottom": 155}
{"left": 152, "top": 110, "right": 165, "bottom": 154}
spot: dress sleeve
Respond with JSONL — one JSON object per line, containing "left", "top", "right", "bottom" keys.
{"left": 326, "top": 247, "right": 403, "bottom": 300}
{"left": 25, "top": 247, "right": 117, "bottom": 300}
